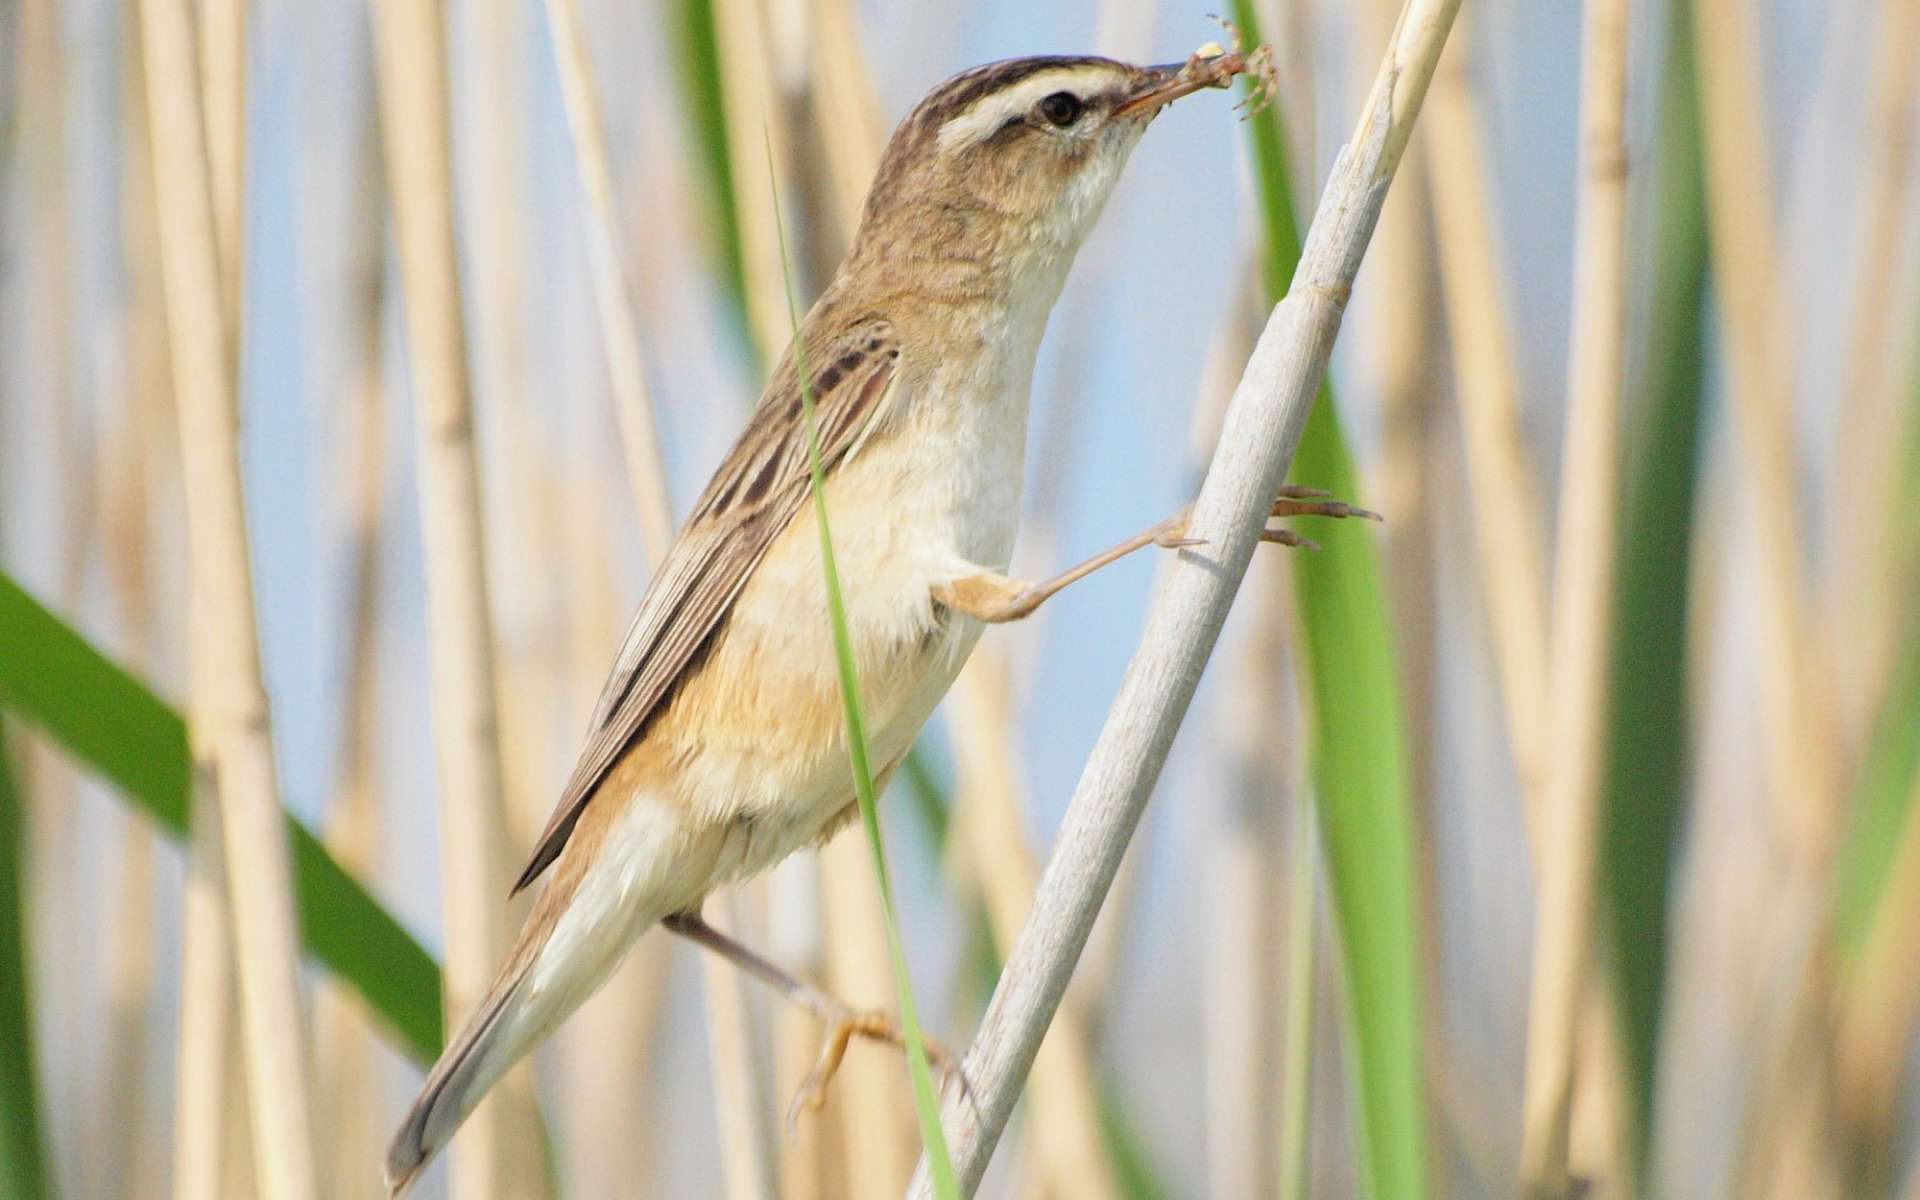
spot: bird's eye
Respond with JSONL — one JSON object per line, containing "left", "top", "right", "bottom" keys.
{"left": 1037, "top": 91, "right": 1084, "bottom": 127}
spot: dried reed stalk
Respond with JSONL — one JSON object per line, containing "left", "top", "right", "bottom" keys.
{"left": 1689, "top": 0, "right": 1832, "bottom": 842}
{"left": 463, "top": 0, "right": 557, "bottom": 854}
{"left": 1418, "top": 24, "right": 1551, "bottom": 817}
{"left": 1192, "top": 282, "right": 1285, "bottom": 1200}
{"left": 368, "top": 1, "right": 525, "bottom": 1194}
{"left": 806, "top": 0, "right": 886, "bottom": 245}
{"left": 139, "top": 0, "right": 319, "bottom": 1195}
{"left": 813, "top": 835, "right": 918, "bottom": 1196}
{"left": 134, "top": 9, "right": 236, "bottom": 1176}
{"left": 1520, "top": 0, "right": 1633, "bottom": 1188}
{"left": 909, "top": 1, "right": 1466, "bottom": 1189}
{"left": 700, "top": 893, "right": 779, "bottom": 1200}
{"left": 950, "top": 652, "right": 1119, "bottom": 1200}
{"left": 1367, "top": 133, "right": 1435, "bottom": 809}
{"left": 312, "top": 123, "right": 388, "bottom": 1198}
{"left": 663, "top": 1, "right": 812, "bottom": 1183}
{"left": 713, "top": 0, "right": 800, "bottom": 357}
{"left": 93, "top": 473, "right": 164, "bottom": 1200}
{"left": 542, "top": 0, "right": 676, "bottom": 559}
{"left": 770, "top": 856, "right": 833, "bottom": 1200}
{"left": 1692, "top": 1, "right": 1843, "bottom": 1193}
{"left": 92, "top": 26, "right": 176, "bottom": 1195}
{"left": 174, "top": 799, "right": 239, "bottom": 1200}
{"left": 556, "top": 470, "right": 674, "bottom": 1197}
{"left": 197, "top": 0, "right": 244, "bottom": 315}
{"left": 535, "top": 4, "right": 686, "bottom": 1183}
{"left": 1826, "top": 0, "right": 1920, "bottom": 754}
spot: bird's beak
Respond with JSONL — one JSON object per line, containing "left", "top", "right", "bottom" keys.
{"left": 1114, "top": 55, "right": 1242, "bottom": 118}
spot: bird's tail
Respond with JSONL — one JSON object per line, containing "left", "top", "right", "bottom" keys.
{"left": 382, "top": 953, "right": 538, "bottom": 1198}
{"left": 384, "top": 876, "right": 668, "bottom": 1196}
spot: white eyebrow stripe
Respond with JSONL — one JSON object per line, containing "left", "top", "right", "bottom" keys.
{"left": 935, "top": 67, "right": 1123, "bottom": 153}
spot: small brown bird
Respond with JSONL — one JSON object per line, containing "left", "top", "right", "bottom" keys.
{"left": 386, "top": 49, "right": 1371, "bottom": 1195}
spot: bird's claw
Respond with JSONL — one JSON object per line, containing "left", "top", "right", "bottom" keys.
{"left": 1151, "top": 485, "right": 1378, "bottom": 556}
{"left": 784, "top": 1009, "right": 971, "bottom": 1136}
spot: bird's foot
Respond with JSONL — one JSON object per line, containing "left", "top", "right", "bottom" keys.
{"left": 785, "top": 1007, "right": 969, "bottom": 1133}
{"left": 1152, "top": 483, "right": 1382, "bottom": 553}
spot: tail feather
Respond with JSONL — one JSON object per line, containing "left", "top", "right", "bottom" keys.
{"left": 387, "top": 794, "right": 699, "bottom": 1194}
{"left": 384, "top": 963, "right": 533, "bottom": 1198}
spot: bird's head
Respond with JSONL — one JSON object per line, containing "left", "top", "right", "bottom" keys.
{"left": 845, "top": 55, "right": 1236, "bottom": 296}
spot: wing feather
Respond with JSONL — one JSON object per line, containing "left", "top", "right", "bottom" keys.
{"left": 511, "top": 317, "right": 902, "bottom": 893}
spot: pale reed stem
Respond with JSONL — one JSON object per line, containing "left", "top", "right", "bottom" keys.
{"left": 714, "top": 0, "right": 800, "bottom": 358}
{"left": 557, "top": 471, "right": 674, "bottom": 1196}
{"left": 174, "top": 782, "right": 237, "bottom": 1200}
{"left": 1692, "top": 1, "right": 1841, "bottom": 1193}
{"left": 1276, "top": 776, "right": 1318, "bottom": 1200}
{"left": 197, "top": 0, "right": 244, "bottom": 320}
{"left": 1825, "top": 0, "right": 1920, "bottom": 756}
{"left": 124, "top": 11, "right": 227, "bottom": 1194}
{"left": 909, "top": 1, "right": 1466, "bottom": 1189}
{"left": 807, "top": 0, "right": 886, "bottom": 244}
{"left": 542, "top": 0, "right": 677, "bottom": 560}
{"left": 701, "top": 894, "right": 778, "bottom": 1200}
{"left": 950, "top": 653, "right": 1119, "bottom": 1200}
{"left": 539, "top": 2, "right": 685, "bottom": 1182}
{"left": 139, "top": 0, "right": 318, "bottom": 1194}
{"left": 1194, "top": 281, "right": 1283, "bottom": 1200}
{"left": 312, "top": 132, "right": 388, "bottom": 1198}
{"left": 461, "top": 0, "right": 554, "bottom": 853}
{"left": 770, "top": 856, "right": 833, "bottom": 1200}
{"left": 1690, "top": 0, "right": 1832, "bottom": 845}
{"left": 817, "top": 835, "right": 920, "bottom": 1197}
{"left": 99, "top": 30, "right": 171, "bottom": 1196}
{"left": 1520, "top": 0, "right": 1633, "bottom": 1188}
{"left": 94, "top": 514, "right": 162, "bottom": 1200}
{"left": 1419, "top": 23, "right": 1551, "bottom": 826}
{"left": 686, "top": 0, "right": 809, "bottom": 1186}
{"left": 368, "top": 2, "right": 527, "bottom": 1194}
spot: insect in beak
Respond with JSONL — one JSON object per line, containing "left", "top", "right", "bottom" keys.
{"left": 1114, "top": 50, "right": 1246, "bottom": 118}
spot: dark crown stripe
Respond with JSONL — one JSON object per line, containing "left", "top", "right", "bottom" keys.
{"left": 917, "top": 55, "right": 1116, "bottom": 129}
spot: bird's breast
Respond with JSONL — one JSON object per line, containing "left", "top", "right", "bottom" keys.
{"left": 648, "top": 362, "right": 1032, "bottom": 873}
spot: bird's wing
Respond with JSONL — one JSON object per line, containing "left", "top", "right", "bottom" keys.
{"left": 512, "top": 317, "right": 903, "bottom": 893}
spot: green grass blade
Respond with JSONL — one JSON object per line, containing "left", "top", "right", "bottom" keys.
{"left": 1093, "top": 1078, "right": 1171, "bottom": 1200}
{"left": 0, "top": 729, "right": 50, "bottom": 1200}
{"left": 1230, "top": 3, "right": 1427, "bottom": 1196}
{"left": 0, "top": 570, "right": 444, "bottom": 1062}
{"left": 1832, "top": 320, "right": 1920, "bottom": 955}
{"left": 766, "top": 142, "right": 960, "bottom": 1199}
{"left": 1599, "top": 0, "right": 1709, "bottom": 1154}
{"left": 1834, "top": 601, "right": 1920, "bottom": 953}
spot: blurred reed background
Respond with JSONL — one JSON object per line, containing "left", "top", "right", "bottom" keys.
{"left": 0, "top": 0, "right": 1917, "bottom": 1196}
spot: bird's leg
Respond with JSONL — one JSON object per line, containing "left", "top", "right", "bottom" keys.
{"left": 660, "top": 909, "right": 967, "bottom": 1128}
{"left": 932, "top": 483, "right": 1380, "bottom": 624}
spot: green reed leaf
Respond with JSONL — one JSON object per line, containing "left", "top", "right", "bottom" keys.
{"left": 1230, "top": 2, "right": 1428, "bottom": 1196}
{"left": 0, "top": 571, "right": 444, "bottom": 1063}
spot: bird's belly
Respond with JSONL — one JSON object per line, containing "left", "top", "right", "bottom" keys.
{"left": 651, "top": 406, "right": 1021, "bottom": 880}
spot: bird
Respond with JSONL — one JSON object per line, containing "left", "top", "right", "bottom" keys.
{"left": 385, "top": 49, "right": 1374, "bottom": 1196}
